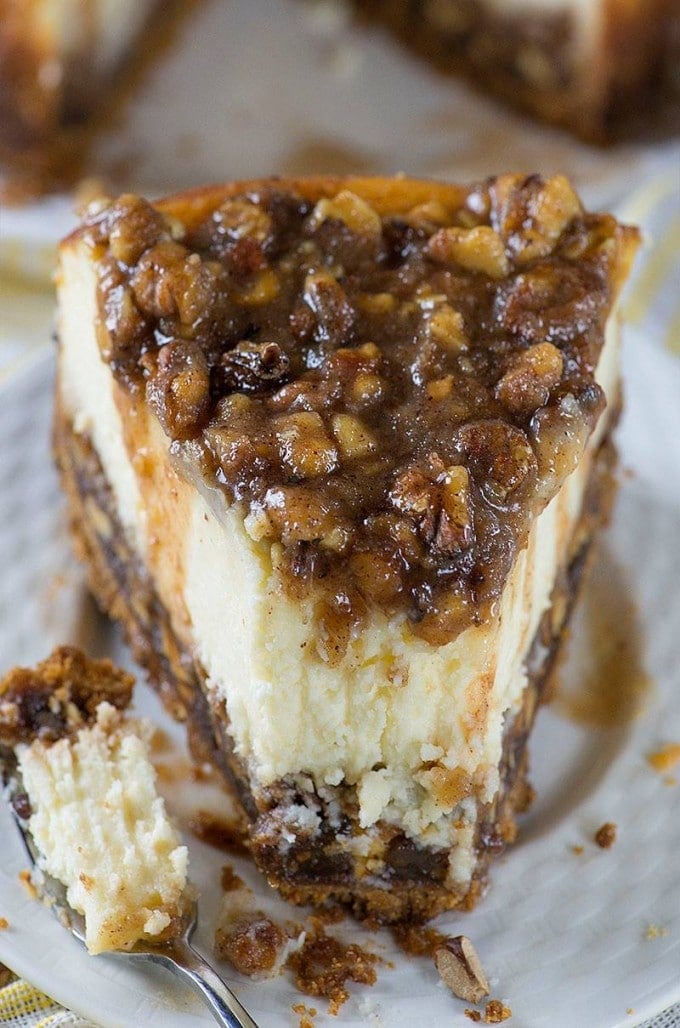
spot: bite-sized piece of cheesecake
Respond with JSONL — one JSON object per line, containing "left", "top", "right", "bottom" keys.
{"left": 0, "top": 0, "right": 160, "bottom": 191}
{"left": 0, "top": 646, "right": 189, "bottom": 954}
{"left": 359, "top": 0, "right": 679, "bottom": 141}
{"left": 55, "top": 174, "right": 639, "bottom": 922}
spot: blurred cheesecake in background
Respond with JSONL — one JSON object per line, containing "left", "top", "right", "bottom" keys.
{"left": 359, "top": 0, "right": 680, "bottom": 141}
{"left": 1, "top": 0, "right": 677, "bottom": 197}
{"left": 0, "top": 0, "right": 161, "bottom": 193}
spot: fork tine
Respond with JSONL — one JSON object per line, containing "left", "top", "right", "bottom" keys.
{"left": 1, "top": 748, "right": 88, "bottom": 943}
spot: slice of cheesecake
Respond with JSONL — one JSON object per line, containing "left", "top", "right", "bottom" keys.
{"left": 55, "top": 174, "right": 638, "bottom": 922}
{"left": 359, "top": 0, "right": 679, "bottom": 141}
{"left": 0, "top": 646, "right": 189, "bottom": 954}
{"left": 0, "top": 0, "right": 161, "bottom": 191}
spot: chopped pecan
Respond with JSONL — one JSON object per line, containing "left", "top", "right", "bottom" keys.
{"left": 427, "top": 225, "right": 509, "bottom": 279}
{"left": 331, "top": 414, "right": 377, "bottom": 460}
{"left": 455, "top": 420, "right": 537, "bottom": 503}
{"left": 490, "top": 173, "right": 582, "bottom": 265}
{"left": 213, "top": 199, "right": 273, "bottom": 243}
{"left": 263, "top": 486, "right": 345, "bottom": 547}
{"left": 390, "top": 463, "right": 473, "bottom": 556}
{"left": 131, "top": 242, "right": 222, "bottom": 327}
{"left": 276, "top": 411, "right": 339, "bottom": 479}
{"left": 308, "top": 190, "right": 382, "bottom": 238}
{"left": 495, "top": 342, "right": 564, "bottom": 414}
{"left": 146, "top": 340, "right": 211, "bottom": 440}
{"left": 106, "top": 194, "right": 171, "bottom": 266}
{"left": 303, "top": 271, "right": 355, "bottom": 348}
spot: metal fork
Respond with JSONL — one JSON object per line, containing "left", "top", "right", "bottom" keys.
{"left": 0, "top": 747, "right": 259, "bottom": 1028}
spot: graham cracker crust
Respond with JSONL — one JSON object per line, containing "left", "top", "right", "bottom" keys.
{"left": 53, "top": 393, "right": 618, "bottom": 923}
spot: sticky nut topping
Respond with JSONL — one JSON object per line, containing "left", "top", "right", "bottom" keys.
{"left": 84, "top": 176, "right": 629, "bottom": 648}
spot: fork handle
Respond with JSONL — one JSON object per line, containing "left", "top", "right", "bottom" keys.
{"left": 155, "top": 941, "right": 259, "bottom": 1028}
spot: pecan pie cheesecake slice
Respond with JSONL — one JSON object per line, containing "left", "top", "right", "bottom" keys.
{"left": 360, "top": 0, "right": 679, "bottom": 141}
{"left": 0, "top": 647, "right": 188, "bottom": 954}
{"left": 0, "top": 0, "right": 161, "bottom": 189}
{"left": 54, "top": 174, "right": 639, "bottom": 922}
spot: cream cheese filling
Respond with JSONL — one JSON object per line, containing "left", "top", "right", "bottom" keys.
{"left": 57, "top": 243, "right": 620, "bottom": 880}
{"left": 19, "top": 703, "right": 188, "bottom": 955}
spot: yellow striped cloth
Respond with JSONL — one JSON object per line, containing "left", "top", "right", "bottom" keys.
{"left": 0, "top": 976, "right": 96, "bottom": 1027}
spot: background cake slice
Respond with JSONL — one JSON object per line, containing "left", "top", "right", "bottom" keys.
{"left": 55, "top": 174, "right": 638, "bottom": 922}
{"left": 0, "top": 646, "right": 188, "bottom": 954}
{"left": 0, "top": 0, "right": 161, "bottom": 191}
{"left": 358, "top": 0, "right": 679, "bottom": 141}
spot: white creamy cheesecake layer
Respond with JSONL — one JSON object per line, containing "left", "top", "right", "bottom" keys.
{"left": 19, "top": 702, "right": 188, "bottom": 955}
{"left": 58, "top": 243, "right": 619, "bottom": 875}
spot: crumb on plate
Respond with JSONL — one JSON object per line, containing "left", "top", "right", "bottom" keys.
{"left": 594, "top": 822, "right": 617, "bottom": 849}
{"left": 18, "top": 870, "right": 37, "bottom": 899}
{"left": 647, "top": 744, "right": 680, "bottom": 774}
{"left": 484, "top": 999, "right": 512, "bottom": 1023}
{"left": 644, "top": 923, "right": 669, "bottom": 941}
{"left": 220, "top": 864, "right": 246, "bottom": 893}
{"left": 287, "top": 925, "right": 378, "bottom": 1014}
{"left": 292, "top": 1002, "right": 317, "bottom": 1028}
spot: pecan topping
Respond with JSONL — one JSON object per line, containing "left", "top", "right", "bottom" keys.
{"left": 85, "top": 177, "right": 633, "bottom": 644}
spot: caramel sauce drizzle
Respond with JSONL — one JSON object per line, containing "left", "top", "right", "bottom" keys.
{"left": 552, "top": 545, "right": 651, "bottom": 728}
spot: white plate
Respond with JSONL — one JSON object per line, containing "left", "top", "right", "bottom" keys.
{"left": 0, "top": 342, "right": 679, "bottom": 1028}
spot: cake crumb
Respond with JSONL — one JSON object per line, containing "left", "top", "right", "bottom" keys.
{"left": 647, "top": 744, "right": 680, "bottom": 773}
{"left": 644, "top": 923, "right": 668, "bottom": 940}
{"left": 287, "top": 925, "right": 377, "bottom": 1014}
{"left": 465, "top": 1012, "right": 482, "bottom": 1024}
{"left": 215, "top": 913, "right": 287, "bottom": 977}
{"left": 220, "top": 864, "right": 246, "bottom": 893}
{"left": 0, "top": 917, "right": 8, "bottom": 929}
{"left": 148, "top": 727, "right": 172, "bottom": 755}
{"left": 313, "top": 904, "right": 346, "bottom": 925}
{"left": 484, "top": 999, "right": 512, "bottom": 1023}
{"left": 18, "top": 870, "right": 37, "bottom": 899}
{"left": 188, "top": 810, "right": 249, "bottom": 854}
{"left": 292, "top": 1002, "right": 317, "bottom": 1028}
{"left": 572, "top": 844, "right": 584, "bottom": 855}
{"left": 391, "top": 923, "right": 446, "bottom": 957}
{"left": 594, "top": 822, "right": 617, "bottom": 849}
{"left": 627, "top": 1009, "right": 635, "bottom": 1016}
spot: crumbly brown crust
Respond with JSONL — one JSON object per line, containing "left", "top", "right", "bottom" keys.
{"left": 214, "top": 912, "right": 287, "bottom": 977}
{"left": 357, "top": 0, "right": 680, "bottom": 142}
{"left": 0, "top": 646, "right": 134, "bottom": 746}
{"left": 76, "top": 175, "right": 636, "bottom": 649}
{"left": 287, "top": 924, "right": 378, "bottom": 1015}
{"left": 53, "top": 391, "right": 618, "bottom": 922}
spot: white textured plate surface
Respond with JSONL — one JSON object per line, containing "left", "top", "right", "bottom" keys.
{"left": 0, "top": 341, "right": 679, "bottom": 1027}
